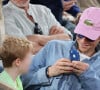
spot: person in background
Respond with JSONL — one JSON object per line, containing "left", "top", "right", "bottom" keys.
{"left": 0, "top": 36, "right": 33, "bottom": 90}
{"left": 77, "top": 0, "right": 100, "bottom": 11}
{"left": 30, "top": 0, "right": 81, "bottom": 33}
{"left": 22, "top": 7, "right": 100, "bottom": 90}
{"left": 3, "top": 0, "right": 72, "bottom": 54}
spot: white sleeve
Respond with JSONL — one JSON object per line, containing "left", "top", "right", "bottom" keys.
{"left": 44, "top": 7, "right": 72, "bottom": 37}
{"left": 3, "top": 7, "right": 26, "bottom": 38}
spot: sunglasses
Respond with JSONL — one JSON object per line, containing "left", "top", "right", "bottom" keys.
{"left": 77, "top": 34, "right": 95, "bottom": 42}
{"left": 34, "top": 23, "right": 43, "bottom": 35}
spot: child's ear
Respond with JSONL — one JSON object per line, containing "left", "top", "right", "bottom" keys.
{"left": 14, "top": 58, "right": 22, "bottom": 67}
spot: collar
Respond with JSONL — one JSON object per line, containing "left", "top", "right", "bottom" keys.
{"left": 8, "top": 1, "right": 33, "bottom": 15}
{"left": 8, "top": 1, "right": 25, "bottom": 13}
{"left": 0, "top": 70, "right": 19, "bottom": 89}
{"left": 7, "top": 1, "right": 37, "bottom": 22}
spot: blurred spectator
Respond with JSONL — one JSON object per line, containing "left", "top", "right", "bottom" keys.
{"left": 77, "top": 0, "right": 100, "bottom": 11}
{"left": 30, "top": 0, "right": 81, "bottom": 33}
{"left": 0, "top": 36, "right": 33, "bottom": 90}
{"left": 3, "top": 0, "right": 72, "bottom": 54}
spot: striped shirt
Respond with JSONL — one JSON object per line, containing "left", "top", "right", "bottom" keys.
{"left": 3, "top": 1, "right": 71, "bottom": 38}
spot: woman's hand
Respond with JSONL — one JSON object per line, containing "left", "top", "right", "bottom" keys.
{"left": 72, "top": 61, "right": 89, "bottom": 76}
{"left": 47, "top": 58, "right": 73, "bottom": 77}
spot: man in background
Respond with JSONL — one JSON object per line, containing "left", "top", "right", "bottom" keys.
{"left": 30, "top": 0, "right": 81, "bottom": 33}
{"left": 3, "top": 0, "right": 72, "bottom": 54}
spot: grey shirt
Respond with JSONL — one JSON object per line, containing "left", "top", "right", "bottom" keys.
{"left": 3, "top": 1, "right": 71, "bottom": 38}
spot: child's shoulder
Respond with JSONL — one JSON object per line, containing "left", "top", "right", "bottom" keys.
{"left": 0, "top": 71, "right": 14, "bottom": 90}
{"left": 0, "top": 82, "right": 14, "bottom": 90}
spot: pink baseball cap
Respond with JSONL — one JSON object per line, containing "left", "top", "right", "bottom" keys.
{"left": 74, "top": 7, "right": 100, "bottom": 40}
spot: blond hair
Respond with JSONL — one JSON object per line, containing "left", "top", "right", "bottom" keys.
{"left": 0, "top": 36, "right": 33, "bottom": 67}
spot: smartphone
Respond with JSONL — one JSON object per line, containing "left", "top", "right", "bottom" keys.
{"left": 70, "top": 46, "right": 80, "bottom": 61}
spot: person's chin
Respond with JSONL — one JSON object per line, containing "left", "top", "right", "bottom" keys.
{"left": 22, "top": 70, "right": 28, "bottom": 74}
{"left": 79, "top": 46, "right": 90, "bottom": 53}
{"left": 20, "top": 4, "right": 27, "bottom": 7}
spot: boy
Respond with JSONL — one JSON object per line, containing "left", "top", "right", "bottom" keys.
{"left": 0, "top": 36, "right": 33, "bottom": 90}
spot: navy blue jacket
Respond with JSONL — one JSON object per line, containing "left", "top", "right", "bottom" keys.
{"left": 30, "top": 0, "right": 80, "bottom": 24}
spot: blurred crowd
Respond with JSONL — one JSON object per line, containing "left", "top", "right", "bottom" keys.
{"left": 0, "top": 0, "right": 100, "bottom": 90}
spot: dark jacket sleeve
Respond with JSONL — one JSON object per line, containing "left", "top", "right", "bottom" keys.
{"left": 66, "top": 4, "right": 81, "bottom": 17}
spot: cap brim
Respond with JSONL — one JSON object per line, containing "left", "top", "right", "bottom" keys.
{"left": 74, "top": 23, "right": 100, "bottom": 40}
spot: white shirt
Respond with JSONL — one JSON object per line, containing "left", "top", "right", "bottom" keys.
{"left": 79, "top": 52, "right": 90, "bottom": 61}
{"left": 3, "top": 1, "right": 71, "bottom": 38}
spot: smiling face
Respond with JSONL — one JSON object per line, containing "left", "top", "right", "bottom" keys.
{"left": 76, "top": 35, "right": 100, "bottom": 55}
{"left": 11, "top": 0, "right": 30, "bottom": 8}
